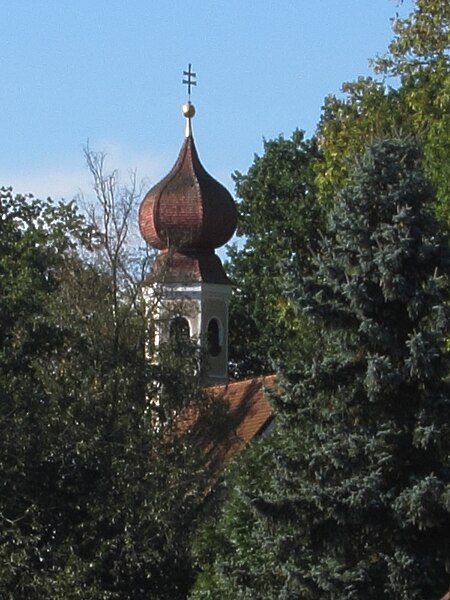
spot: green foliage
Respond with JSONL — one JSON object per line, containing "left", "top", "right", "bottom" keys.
{"left": 316, "top": 78, "right": 413, "bottom": 205}
{"left": 228, "top": 2, "right": 450, "bottom": 379}
{"left": 374, "top": 0, "right": 450, "bottom": 78}
{"left": 192, "top": 141, "right": 450, "bottom": 599}
{"left": 374, "top": 0, "right": 450, "bottom": 225}
{"left": 0, "top": 188, "right": 222, "bottom": 599}
{"left": 318, "top": 1, "right": 450, "bottom": 223}
{"left": 0, "top": 188, "right": 90, "bottom": 377}
{"left": 191, "top": 430, "right": 290, "bottom": 600}
{"left": 227, "top": 130, "right": 325, "bottom": 377}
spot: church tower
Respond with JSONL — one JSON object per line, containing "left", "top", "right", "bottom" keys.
{"left": 138, "top": 66, "right": 237, "bottom": 384}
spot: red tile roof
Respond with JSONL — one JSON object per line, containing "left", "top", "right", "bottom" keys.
{"left": 183, "top": 375, "right": 276, "bottom": 480}
{"left": 208, "top": 375, "right": 276, "bottom": 462}
{"left": 173, "top": 375, "right": 276, "bottom": 490}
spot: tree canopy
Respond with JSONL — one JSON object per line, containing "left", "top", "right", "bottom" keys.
{"left": 227, "top": 130, "right": 325, "bottom": 378}
{"left": 227, "top": 1, "right": 450, "bottom": 379}
{"left": 0, "top": 187, "right": 226, "bottom": 600}
{"left": 317, "top": 0, "right": 450, "bottom": 222}
{"left": 192, "top": 140, "right": 450, "bottom": 599}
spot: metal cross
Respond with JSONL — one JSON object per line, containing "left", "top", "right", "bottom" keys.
{"left": 183, "top": 63, "right": 197, "bottom": 99}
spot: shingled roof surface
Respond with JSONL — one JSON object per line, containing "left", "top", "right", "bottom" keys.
{"left": 174, "top": 375, "right": 276, "bottom": 489}
{"left": 209, "top": 374, "right": 275, "bottom": 455}
{"left": 139, "top": 136, "right": 238, "bottom": 252}
{"left": 197, "top": 374, "right": 276, "bottom": 476}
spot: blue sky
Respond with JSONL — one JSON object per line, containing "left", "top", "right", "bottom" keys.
{"left": 0, "top": 0, "right": 414, "bottom": 201}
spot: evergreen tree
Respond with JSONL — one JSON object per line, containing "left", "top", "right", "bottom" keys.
{"left": 192, "top": 140, "right": 450, "bottom": 599}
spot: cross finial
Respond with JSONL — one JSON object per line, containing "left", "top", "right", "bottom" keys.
{"left": 183, "top": 63, "right": 196, "bottom": 100}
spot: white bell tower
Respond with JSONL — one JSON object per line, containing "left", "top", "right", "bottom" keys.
{"left": 139, "top": 65, "right": 237, "bottom": 384}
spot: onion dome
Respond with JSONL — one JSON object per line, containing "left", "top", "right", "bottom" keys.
{"left": 139, "top": 117, "right": 237, "bottom": 252}
{"left": 139, "top": 101, "right": 237, "bottom": 284}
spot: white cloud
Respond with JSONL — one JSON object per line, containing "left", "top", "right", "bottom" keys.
{"left": 83, "top": 140, "right": 169, "bottom": 189}
{"left": 0, "top": 166, "right": 90, "bottom": 202}
{"left": 0, "top": 143, "right": 169, "bottom": 203}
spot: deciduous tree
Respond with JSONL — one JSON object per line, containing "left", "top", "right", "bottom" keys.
{"left": 227, "top": 130, "right": 325, "bottom": 377}
{"left": 317, "top": 1, "right": 450, "bottom": 222}
{"left": 0, "top": 184, "right": 225, "bottom": 600}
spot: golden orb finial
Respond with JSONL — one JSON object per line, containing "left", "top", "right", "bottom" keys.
{"left": 182, "top": 101, "right": 195, "bottom": 138}
{"left": 182, "top": 102, "right": 196, "bottom": 119}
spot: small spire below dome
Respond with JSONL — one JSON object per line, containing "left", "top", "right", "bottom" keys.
{"left": 182, "top": 63, "right": 197, "bottom": 138}
{"left": 182, "top": 101, "right": 195, "bottom": 138}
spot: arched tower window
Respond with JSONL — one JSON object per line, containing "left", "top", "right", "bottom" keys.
{"left": 207, "top": 318, "right": 222, "bottom": 357}
{"left": 169, "top": 316, "right": 190, "bottom": 343}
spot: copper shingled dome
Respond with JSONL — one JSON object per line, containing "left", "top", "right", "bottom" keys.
{"left": 139, "top": 136, "right": 237, "bottom": 252}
